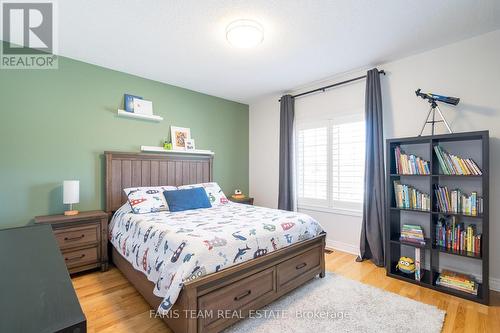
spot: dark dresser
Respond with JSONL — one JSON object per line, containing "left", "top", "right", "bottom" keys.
{"left": 0, "top": 224, "right": 86, "bottom": 333}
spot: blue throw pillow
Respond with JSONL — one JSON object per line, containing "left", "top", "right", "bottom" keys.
{"left": 163, "top": 187, "right": 212, "bottom": 212}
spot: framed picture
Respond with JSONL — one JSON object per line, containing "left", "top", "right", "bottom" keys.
{"left": 124, "top": 94, "right": 142, "bottom": 112}
{"left": 133, "top": 99, "right": 153, "bottom": 116}
{"left": 171, "top": 126, "right": 191, "bottom": 150}
{"left": 185, "top": 139, "right": 195, "bottom": 151}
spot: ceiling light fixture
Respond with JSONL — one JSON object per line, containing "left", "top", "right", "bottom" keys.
{"left": 226, "top": 19, "right": 264, "bottom": 48}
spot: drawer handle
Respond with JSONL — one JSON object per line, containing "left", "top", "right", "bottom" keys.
{"left": 234, "top": 290, "right": 251, "bottom": 301}
{"left": 296, "top": 262, "right": 307, "bottom": 270}
{"left": 65, "top": 254, "right": 85, "bottom": 262}
{"left": 64, "top": 234, "right": 85, "bottom": 242}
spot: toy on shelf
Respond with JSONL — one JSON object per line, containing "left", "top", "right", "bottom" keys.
{"left": 163, "top": 138, "right": 173, "bottom": 150}
{"left": 396, "top": 256, "right": 415, "bottom": 274}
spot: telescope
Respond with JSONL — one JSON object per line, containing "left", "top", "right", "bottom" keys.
{"left": 415, "top": 89, "right": 460, "bottom": 106}
{"left": 416, "top": 89, "right": 460, "bottom": 136}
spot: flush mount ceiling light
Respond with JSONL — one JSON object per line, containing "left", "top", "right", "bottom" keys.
{"left": 226, "top": 19, "right": 264, "bottom": 48}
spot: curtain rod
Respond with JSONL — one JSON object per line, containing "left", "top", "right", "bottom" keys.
{"left": 278, "top": 69, "right": 386, "bottom": 102}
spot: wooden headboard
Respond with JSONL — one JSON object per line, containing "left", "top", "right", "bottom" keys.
{"left": 105, "top": 151, "right": 213, "bottom": 213}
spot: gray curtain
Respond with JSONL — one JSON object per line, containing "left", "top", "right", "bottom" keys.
{"left": 357, "top": 68, "right": 386, "bottom": 267}
{"left": 278, "top": 95, "right": 295, "bottom": 211}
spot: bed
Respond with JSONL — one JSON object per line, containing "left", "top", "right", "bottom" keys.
{"left": 105, "top": 152, "right": 326, "bottom": 333}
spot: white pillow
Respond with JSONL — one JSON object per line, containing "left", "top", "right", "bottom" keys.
{"left": 124, "top": 186, "right": 177, "bottom": 214}
{"left": 178, "top": 182, "right": 228, "bottom": 206}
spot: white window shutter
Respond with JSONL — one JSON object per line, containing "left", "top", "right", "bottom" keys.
{"left": 332, "top": 120, "right": 365, "bottom": 208}
{"left": 297, "top": 127, "right": 328, "bottom": 203}
{"left": 296, "top": 116, "right": 365, "bottom": 211}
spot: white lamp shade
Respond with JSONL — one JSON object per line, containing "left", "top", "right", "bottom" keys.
{"left": 63, "top": 180, "right": 80, "bottom": 204}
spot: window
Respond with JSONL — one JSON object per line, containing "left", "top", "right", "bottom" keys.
{"left": 296, "top": 115, "right": 365, "bottom": 211}
{"left": 297, "top": 127, "right": 328, "bottom": 203}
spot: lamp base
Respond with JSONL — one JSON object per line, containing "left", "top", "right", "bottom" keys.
{"left": 64, "top": 210, "right": 79, "bottom": 216}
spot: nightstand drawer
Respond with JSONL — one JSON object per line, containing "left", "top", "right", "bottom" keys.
{"left": 62, "top": 247, "right": 99, "bottom": 268}
{"left": 54, "top": 224, "right": 99, "bottom": 249}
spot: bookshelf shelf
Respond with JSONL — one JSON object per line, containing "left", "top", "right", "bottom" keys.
{"left": 390, "top": 174, "right": 481, "bottom": 178}
{"left": 390, "top": 207, "right": 431, "bottom": 214}
{"left": 390, "top": 174, "right": 430, "bottom": 177}
{"left": 388, "top": 266, "right": 432, "bottom": 286}
{"left": 432, "top": 174, "right": 482, "bottom": 178}
{"left": 390, "top": 236, "right": 431, "bottom": 249}
{"left": 433, "top": 284, "right": 482, "bottom": 302}
{"left": 385, "top": 131, "right": 489, "bottom": 305}
{"left": 432, "top": 274, "right": 483, "bottom": 302}
{"left": 433, "top": 245, "right": 482, "bottom": 260}
{"left": 431, "top": 211, "right": 483, "bottom": 219}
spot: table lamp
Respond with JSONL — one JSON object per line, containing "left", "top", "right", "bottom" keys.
{"left": 63, "top": 180, "right": 80, "bottom": 216}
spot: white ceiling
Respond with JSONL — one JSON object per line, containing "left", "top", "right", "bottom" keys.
{"left": 55, "top": 0, "right": 500, "bottom": 104}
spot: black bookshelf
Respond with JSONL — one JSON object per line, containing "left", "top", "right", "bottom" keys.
{"left": 385, "top": 131, "right": 489, "bottom": 304}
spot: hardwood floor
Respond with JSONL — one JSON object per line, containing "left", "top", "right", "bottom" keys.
{"left": 72, "top": 250, "right": 500, "bottom": 332}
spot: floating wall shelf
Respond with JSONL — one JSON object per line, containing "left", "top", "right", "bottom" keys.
{"left": 117, "top": 109, "right": 163, "bottom": 121}
{"left": 141, "top": 146, "right": 215, "bottom": 156}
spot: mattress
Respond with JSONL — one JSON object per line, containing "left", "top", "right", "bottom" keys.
{"left": 109, "top": 202, "right": 324, "bottom": 313}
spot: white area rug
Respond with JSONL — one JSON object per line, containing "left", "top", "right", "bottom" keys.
{"left": 225, "top": 273, "right": 445, "bottom": 333}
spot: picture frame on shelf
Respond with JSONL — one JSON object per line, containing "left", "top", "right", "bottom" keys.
{"left": 133, "top": 99, "right": 153, "bottom": 116}
{"left": 124, "top": 94, "right": 142, "bottom": 112}
{"left": 170, "top": 126, "right": 191, "bottom": 150}
{"left": 185, "top": 139, "right": 195, "bottom": 151}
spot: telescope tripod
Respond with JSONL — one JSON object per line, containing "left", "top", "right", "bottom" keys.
{"left": 418, "top": 101, "right": 453, "bottom": 136}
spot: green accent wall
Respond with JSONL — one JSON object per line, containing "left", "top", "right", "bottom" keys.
{"left": 0, "top": 52, "right": 249, "bottom": 227}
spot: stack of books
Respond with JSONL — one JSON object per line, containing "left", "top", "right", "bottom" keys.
{"left": 393, "top": 181, "right": 430, "bottom": 211}
{"left": 435, "top": 217, "right": 481, "bottom": 255}
{"left": 434, "top": 146, "right": 482, "bottom": 175}
{"left": 434, "top": 185, "right": 483, "bottom": 216}
{"left": 394, "top": 146, "right": 430, "bottom": 175}
{"left": 400, "top": 224, "right": 426, "bottom": 245}
{"left": 436, "top": 269, "right": 478, "bottom": 295}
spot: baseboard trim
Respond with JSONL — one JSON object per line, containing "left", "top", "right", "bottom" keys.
{"left": 326, "top": 239, "right": 360, "bottom": 256}
{"left": 325, "top": 240, "right": 500, "bottom": 292}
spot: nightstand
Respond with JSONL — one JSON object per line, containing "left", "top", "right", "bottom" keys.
{"left": 228, "top": 197, "right": 254, "bottom": 205}
{"left": 35, "top": 210, "right": 109, "bottom": 274}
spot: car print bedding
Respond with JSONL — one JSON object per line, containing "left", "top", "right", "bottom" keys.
{"left": 109, "top": 202, "right": 324, "bottom": 314}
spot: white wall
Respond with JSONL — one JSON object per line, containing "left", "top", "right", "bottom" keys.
{"left": 249, "top": 30, "right": 500, "bottom": 286}
{"left": 249, "top": 96, "right": 281, "bottom": 208}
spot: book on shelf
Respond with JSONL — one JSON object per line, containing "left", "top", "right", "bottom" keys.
{"left": 436, "top": 269, "right": 478, "bottom": 295}
{"left": 433, "top": 184, "right": 483, "bottom": 216}
{"left": 435, "top": 216, "right": 481, "bottom": 255}
{"left": 400, "top": 224, "right": 426, "bottom": 245}
{"left": 393, "top": 181, "right": 430, "bottom": 211}
{"left": 394, "top": 146, "right": 430, "bottom": 175}
{"left": 434, "top": 145, "right": 482, "bottom": 175}
{"left": 414, "top": 248, "right": 422, "bottom": 281}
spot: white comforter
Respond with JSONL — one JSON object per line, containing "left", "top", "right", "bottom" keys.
{"left": 109, "top": 202, "right": 323, "bottom": 313}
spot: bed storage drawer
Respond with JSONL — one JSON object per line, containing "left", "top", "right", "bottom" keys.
{"left": 277, "top": 246, "right": 321, "bottom": 289}
{"left": 198, "top": 267, "right": 276, "bottom": 330}
{"left": 54, "top": 224, "right": 99, "bottom": 249}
